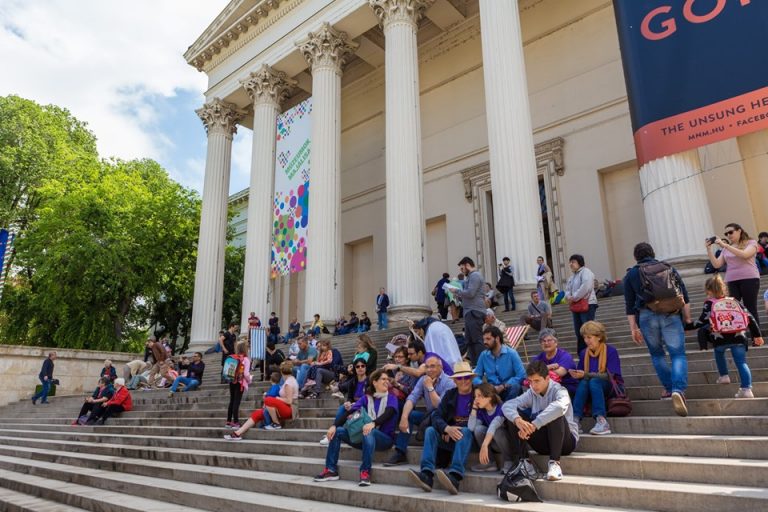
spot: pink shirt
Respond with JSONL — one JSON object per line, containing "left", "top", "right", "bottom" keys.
{"left": 723, "top": 240, "right": 760, "bottom": 282}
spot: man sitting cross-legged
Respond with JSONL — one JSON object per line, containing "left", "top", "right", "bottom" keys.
{"left": 407, "top": 361, "right": 476, "bottom": 495}
{"left": 383, "top": 355, "right": 455, "bottom": 466}
{"left": 472, "top": 325, "right": 526, "bottom": 401}
{"left": 501, "top": 360, "right": 579, "bottom": 482}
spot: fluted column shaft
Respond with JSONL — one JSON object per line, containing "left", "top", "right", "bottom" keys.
{"left": 240, "top": 66, "right": 296, "bottom": 333}
{"left": 371, "top": 0, "right": 433, "bottom": 320}
{"left": 190, "top": 99, "right": 242, "bottom": 352}
{"left": 479, "top": 0, "right": 545, "bottom": 286}
{"left": 298, "top": 24, "right": 357, "bottom": 323}
{"left": 640, "top": 150, "right": 714, "bottom": 267}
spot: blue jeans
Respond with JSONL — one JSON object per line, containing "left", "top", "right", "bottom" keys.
{"left": 170, "top": 376, "right": 200, "bottom": 392}
{"left": 32, "top": 378, "right": 51, "bottom": 403}
{"left": 394, "top": 409, "right": 426, "bottom": 454}
{"left": 499, "top": 383, "right": 521, "bottom": 402}
{"left": 714, "top": 343, "right": 752, "bottom": 388}
{"left": 295, "top": 364, "right": 311, "bottom": 388}
{"left": 503, "top": 289, "right": 515, "bottom": 311}
{"left": 420, "top": 426, "right": 473, "bottom": 478}
{"left": 638, "top": 309, "right": 688, "bottom": 393}
{"left": 572, "top": 377, "right": 611, "bottom": 418}
{"left": 572, "top": 304, "right": 598, "bottom": 355}
{"left": 334, "top": 404, "right": 347, "bottom": 424}
{"left": 325, "top": 426, "right": 394, "bottom": 473}
{"left": 378, "top": 311, "right": 388, "bottom": 330}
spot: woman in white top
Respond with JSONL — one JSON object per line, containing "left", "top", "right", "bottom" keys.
{"left": 564, "top": 253, "right": 598, "bottom": 355}
{"left": 225, "top": 361, "right": 298, "bottom": 439}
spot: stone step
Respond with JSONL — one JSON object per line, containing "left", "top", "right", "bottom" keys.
{"left": 0, "top": 484, "right": 90, "bottom": 512}
{"left": 628, "top": 382, "right": 768, "bottom": 400}
{"left": 0, "top": 452, "right": 634, "bottom": 512}
{"left": 0, "top": 467, "right": 209, "bottom": 512}
{"left": 1, "top": 433, "right": 765, "bottom": 489}
{"left": 623, "top": 368, "right": 768, "bottom": 387}
{"left": 578, "top": 415, "right": 768, "bottom": 436}
{"left": 627, "top": 397, "right": 768, "bottom": 416}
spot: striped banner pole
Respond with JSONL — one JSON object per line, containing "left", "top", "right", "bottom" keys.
{"left": 0, "top": 229, "right": 13, "bottom": 304}
{"left": 250, "top": 327, "right": 267, "bottom": 363}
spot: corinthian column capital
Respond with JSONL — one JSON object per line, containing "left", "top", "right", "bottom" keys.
{"left": 241, "top": 64, "right": 297, "bottom": 108}
{"left": 369, "top": 0, "right": 435, "bottom": 28}
{"left": 296, "top": 22, "right": 358, "bottom": 75}
{"left": 196, "top": 98, "right": 244, "bottom": 136}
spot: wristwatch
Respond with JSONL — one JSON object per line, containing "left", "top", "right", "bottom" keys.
{"left": 426, "top": 387, "right": 435, "bottom": 393}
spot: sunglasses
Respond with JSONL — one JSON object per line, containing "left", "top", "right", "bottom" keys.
{"left": 354, "top": 364, "right": 367, "bottom": 369}
{"left": 724, "top": 230, "right": 736, "bottom": 236}
{"left": 453, "top": 375, "right": 472, "bottom": 381}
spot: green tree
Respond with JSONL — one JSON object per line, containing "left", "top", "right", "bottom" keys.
{"left": 5, "top": 157, "right": 201, "bottom": 351}
{"left": 221, "top": 244, "right": 245, "bottom": 329}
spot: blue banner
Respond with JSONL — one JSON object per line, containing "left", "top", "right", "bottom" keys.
{"left": 613, "top": 0, "right": 768, "bottom": 164}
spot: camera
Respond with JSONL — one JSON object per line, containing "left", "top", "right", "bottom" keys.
{"left": 706, "top": 236, "right": 717, "bottom": 244}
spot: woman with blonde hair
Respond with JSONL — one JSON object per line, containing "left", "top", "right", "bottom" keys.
{"left": 224, "top": 341, "right": 252, "bottom": 429}
{"left": 569, "top": 321, "right": 622, "bottom": 436}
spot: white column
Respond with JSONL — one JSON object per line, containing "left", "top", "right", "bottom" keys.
{"left": 239, "top": 65, "right": 296, "bottom": 333}
{"left": 297, "top": 23, "right": 357, "bottom": 324}
{"left": 639, "top": 150, "right": 714, "bottom": 272}
{"left": 189, "top": 99, "right": 243, "bottom": 352}
{"left": 370, "top": 0, "right": 433, "bottom": 321}
{"left": 479, "top": 0, "right": 545, "bottom": 287}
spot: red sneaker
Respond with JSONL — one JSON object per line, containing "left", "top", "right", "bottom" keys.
{"left": 359, "top": 470, "right": 371, "bottom": 486}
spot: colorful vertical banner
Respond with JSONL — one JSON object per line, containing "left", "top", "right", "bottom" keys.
{"left": 0, "top": 229, "right": 12, "bottom": 302}
{"left": 613, "top": 0, "right": 768, "bottom": 166}
{"left": 271, "top": 97, "right": 311, "bottom": 278}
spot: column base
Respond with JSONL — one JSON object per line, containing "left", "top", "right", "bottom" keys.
{"left": 665, "top": 255, "right": 709, "bottom": 278}
{"left": 387, "top": 304, "right": 434, "bottom": 325}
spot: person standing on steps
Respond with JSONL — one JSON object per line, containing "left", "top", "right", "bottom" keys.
{"left": 623, "top": 242, "right": 692, "bottom": 417}
{"left": 31, "top": 351, "right": 57, "bottom": 405}
{"left": 498, "top": 257, "right": 516, "bottom": 312}
{"left": 219, "top": 322, "right": 238, "bottom": 384}
{"left": 564, "top": 254, "right": 598, "bottom": 356}
{"left": 433, "top": 272, "right": 451, "bottom": 320}
{"left": 376, "top": 287, "right": 390, "bottom": 330}
{"left": 455, "top": 257, "right": 486, "bottom": 365}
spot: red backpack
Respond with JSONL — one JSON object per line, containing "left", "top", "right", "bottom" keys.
{"left": 709, "top": 297, "right": 749, "bottom": 334}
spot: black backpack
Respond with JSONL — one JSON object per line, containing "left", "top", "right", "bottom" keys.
{"left": 497, "top": 459, "right": 542, "bottom": 503}
{"left": 638, "top": 261, "right": 685, "bottom": 314}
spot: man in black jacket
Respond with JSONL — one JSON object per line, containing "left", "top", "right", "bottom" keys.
{"left": 32, "top": 351, "right": 57, "bottom": 405}
{"left": 407, "top": 361, "right": 475, "bottom": 495}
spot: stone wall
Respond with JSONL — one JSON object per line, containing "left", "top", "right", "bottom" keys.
{"left": 0, "top": 345, "right": 139, "bottom": 407}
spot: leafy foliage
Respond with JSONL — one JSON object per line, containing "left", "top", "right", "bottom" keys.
{"left": 0, "top": 95, "right": 226, "bottom": 352}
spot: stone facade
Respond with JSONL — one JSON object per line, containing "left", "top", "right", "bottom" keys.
{"left": 185, "top": 0, "right": 768, "bottom": 349}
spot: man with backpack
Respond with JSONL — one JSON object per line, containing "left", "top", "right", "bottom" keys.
{"left": 623, "top": 242, "right": 692, "bottom": 416}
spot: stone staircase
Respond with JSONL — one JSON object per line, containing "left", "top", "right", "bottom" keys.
{"left": 1, "top": 275, "right": 767, "bottom": 511}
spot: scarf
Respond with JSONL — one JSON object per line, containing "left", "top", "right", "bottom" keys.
{"left": 584, "top": 342, "right": 607, "bottom": 374}
{"left": 366, "top": 392, "right": 390, "bottom": 420}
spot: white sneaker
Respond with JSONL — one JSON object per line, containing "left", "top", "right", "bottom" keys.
{"left": 735, "top": 387, "right": 754, "bottom": 398}
{"left": 320, "top": 436, "right": 329, "bottom": 446}
{"left": 264, "top": 424, "right": 282, "bottom": 430}
{"left": 546, "top": 460, "right": 563, "bottom": 481}
{"left": 589, "top": 417, "right": 612, "bottom": 435}
{"left": 716, "top": 375, "right": 731, "bottom": 384}
{"left": 331, "top": 392, "right": 344, "bottom": 399}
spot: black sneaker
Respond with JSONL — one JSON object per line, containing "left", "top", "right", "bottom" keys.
{"left": 314, "top": 468, "right": 340, "bottom": 482}
{"left": 407, "top": 469, "right": 433, "bottom": 492}
{"left": 358, "top": 470, "right": 371, "bottom": 486}
{"left": 436, "top": 469, "right": 460, "bottom": 495}
{"left": 383, "top": 450, "right": 407, "bottom": 466}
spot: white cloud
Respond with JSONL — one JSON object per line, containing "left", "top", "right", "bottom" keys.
{"left": 0, "top": 0, "right": 228, "bottom": 191}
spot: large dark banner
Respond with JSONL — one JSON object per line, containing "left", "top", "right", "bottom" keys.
{"left": 613, "top": 0, "right": 768, "bottom": 165}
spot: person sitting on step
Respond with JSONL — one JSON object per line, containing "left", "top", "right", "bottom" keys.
{"left": 293, "top": 336, "right": 318, "bottom": 389}
{"left": 532, "top": 329, "right": 578, "bottom": 397}
{"left": 168, "top": 352, "right": 205, "bottom": 396}
{"left": 321, "top": 356, "right": 369, "bottom": 446}
{"left": 472, "top": 325, "right": 526, "bottom": 401}
{"left": 406, "top": 361, "right": 476, "bottom": 495}
{"left": 314, "top": 370, "right": 399, "bottom": 487}
{"left": 501, "top": 360, "right": 579, "bottom": 482}
{"left": 261, "top": 340, "right": 286, "bottom": 382}
{"left": 383, "top": 355, "right": 456, "bottom": 466}
{"left": 569, "top": 321, "right": 622, "bottom": 436}
{"left": 73, "top": 377, "right": 113, "bottom": 425}
{"left": 382, "top": 347, "right": 419, "bottom": 410}
{"left": 99, "top": 359, "right": 117, "bottom": 383}
{"left": 689, "top": 274, "right": 763, "bottom": 398}
{"left": 224, "top": 361, "right": 298, "bottom": 439}
{"left": 469, "top": 383, "right": 514, "bottom": 473}
{"left": 86, "top": 378, "right": 133, "bottom": 425}
{"left": 520, "top": 290, "right": 553, "bottom": 332}
{"left": 264, "top": 372, "right": 281, "bottom": 398}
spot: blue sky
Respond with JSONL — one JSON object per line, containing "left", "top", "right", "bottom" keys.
{"left": 0, "top": 0, "right": 253, "bottom": 195}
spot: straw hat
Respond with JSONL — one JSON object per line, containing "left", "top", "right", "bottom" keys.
{"left": 450, "top": 361, "right": 475, "bottom": 379}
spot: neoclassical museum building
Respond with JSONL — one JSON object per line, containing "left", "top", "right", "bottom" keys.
{"left": 184, "top": 0, "right": 768, "bottom": 350}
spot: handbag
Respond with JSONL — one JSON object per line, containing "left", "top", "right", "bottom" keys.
{"left": 496, "top": 271, "right": 515, "bottom": 293}
{"left": 569, "top": 298, "right": 589, "bottom": 313}
{"left": 344, "top": 394, "right": 387, "bottom": 443}
{"left": 606, "top": 373, "right": 632, "bottom": 417}
{"left": 496, "top": 458, "right": 542, "bottom": 503}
